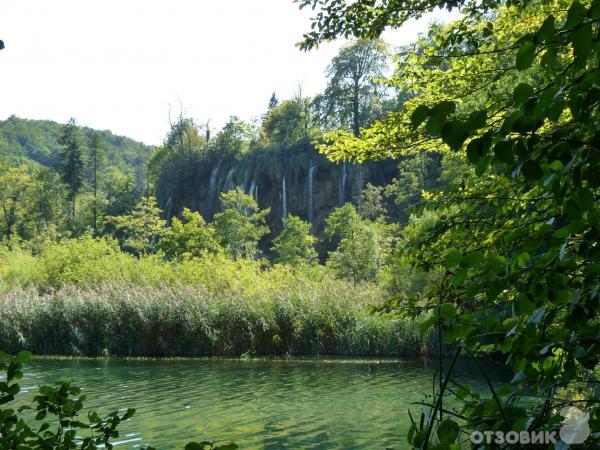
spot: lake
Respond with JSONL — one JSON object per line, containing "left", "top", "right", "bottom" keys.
{"left": 17, "top": 358, "right": 501, "bottom": 449}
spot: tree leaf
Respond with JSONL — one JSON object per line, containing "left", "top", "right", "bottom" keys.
{"left": 411, "top": 105, "right": 430, "bottom": 129}
{"left": 466, "top": 110, "right": 487, "bottom": 131}
{"left": 572, "top": 23, "right": 593, "bottom": 62}
{"left": 522, "top": 160, "right": 543, "bottom": 180}
{"left": 437, "top": 418, "right": 460, "bottom": 443}
{"left": 564, "top": 2, "right": 587, "bottom": 28}
{"left": 494, "top": 141, "right": 514, "bottom": 164}
{"left": 534, "top": 15, "right": 555, "bottom": 43}
{"left": 445, "top": 250, "right": 463, "bottom": 269}
{"left": 516, "top": 41, "right": 536, "bottom": 71}
{"left": 441, "top": 120, "right": 469, "bottom": 150}
{"left": 513, "top": 83, "right": 533, "bottom": 105}
{"left": 425, "top": 101, "right": 455, "bottom": 136}
{"left": 14, "top": 351, "right": 32, "bottom": 363}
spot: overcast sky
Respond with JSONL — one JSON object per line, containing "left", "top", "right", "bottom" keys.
{"left": 0, "top": 1, "right": 458, "bottom": 145}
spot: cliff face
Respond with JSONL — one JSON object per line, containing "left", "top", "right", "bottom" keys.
{"left": 156, "top": 140, "right": 398, "bottom": 237}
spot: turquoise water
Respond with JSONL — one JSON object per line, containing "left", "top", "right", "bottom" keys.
{"left": 17, "top": 358, "right": 500, "bottom": 449}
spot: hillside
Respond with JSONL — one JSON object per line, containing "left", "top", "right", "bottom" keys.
{"left": 0, "top": 115, "right": 153, "bottom": 182}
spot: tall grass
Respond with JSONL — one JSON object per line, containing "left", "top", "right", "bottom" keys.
{"left": 0, "top": 285, "right": 431, "bottom": 357}
{"left": 0, "top": 237, "right": 433, "bottom": 357}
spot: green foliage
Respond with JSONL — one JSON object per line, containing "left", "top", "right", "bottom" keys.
{"left": 0, "top": 351, "right": 135, "bottom": 449}
{"left": 262, "top": 98, "right": 308, "bottom": 145}
{"left": 301, "top": 0, "right": 600, "bottom": 447}
{"left": 0, "top": 115, "right": 151, "bottom": 178}
{"left": 160, "top": 208, "right": 221, "bottom": 259}
{"left": 57, "top": 118, "right": 85, "bottom": 219}
{"left": 0, "top": 282, "right": 429, "bottom": 358}
{"left": 318, "top": 39, "right": 388, "bottom": 137}
{"left": 214, "top": 188, "right": 269, "bottom": 260}
{"left": 109, "top": 196, "right": 166, "bottom": 255}
{"left": 358, "top": 183, "right": 386, "bottom": 220}
{"left": 324, "top": 204, "right": 389, "bottom": 283}
{"left": 272, "top": 215, "right": 317, "bottom": 265}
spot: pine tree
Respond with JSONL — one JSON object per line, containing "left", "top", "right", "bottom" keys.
{"left": 57, "top": 118, "right": 85, "bottom": 223}
{"left": 87, "top": 131, "right": 105, "bottom": 236}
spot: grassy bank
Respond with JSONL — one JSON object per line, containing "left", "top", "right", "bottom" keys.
{"left": 0, "top": 285, "right": 431, "bottom": 357}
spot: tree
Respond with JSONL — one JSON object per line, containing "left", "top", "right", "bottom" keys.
{"left": 213, "top": 116, "right": 256, "bottom": 157}
{"left": 57, "top": 118, "right": 85, "bottom": 222}
{"left": 321, "top": 39, "right": 388, "bottom": 137}
{"left": 359, "top": 183, "right": 386, "bottom": 221}
{"left": 213, "top": 188, "right": 269, "bottom": 260}
{"left": 0, "top": 165, "right": 32, "bottom": 240}
{"left": 300, "top": 0, "right": 600, "bottom": 446}
{"left": 262, "top": 99, "right": 307, "bottom": 145}
{"left": 160, "top": 208, "right": 221, "bottom": 259}
{"left": 87, "top": 132, "right": 106, "bottom": 236}
{"left": 326, "top": 219, "right": 385, "bottom": 284}
{"left": 271, "top": 215, "right": 317, "bottom": 265}
{"left": 268, "top": 92, "right": 279, "bottom": 110}
{"left": 109, "top": 196, "right": 166, "bottom": 255}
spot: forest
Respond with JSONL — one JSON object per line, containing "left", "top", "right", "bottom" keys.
{"left": 1, "top": 0, "right": 599, "bottom": 449}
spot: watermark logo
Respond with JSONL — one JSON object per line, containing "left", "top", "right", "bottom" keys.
{"left": 469, "top": 406, "right": 590, "bottom": 445}
{"left": 559, "top": 406, "right": 590, "bottom": 445}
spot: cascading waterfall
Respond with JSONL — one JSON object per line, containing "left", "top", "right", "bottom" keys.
{"left": 208, "top": 163, "right": 220, "bottom": 205}
{"left": 307, "top": 161, "right": 315, "bottom": 225}
{"left": 281, "top": 175, "right": 287, "bottom": 221}
{"left": 338, "top": 162, "right": 347, "bottom": 205}
{"left": 248, "top": 180, "right": 256, "bottom": 197}
{"left": 224, "top": 168, "right": 234, "bottom": 191}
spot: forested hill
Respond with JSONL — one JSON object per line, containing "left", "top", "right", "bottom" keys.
{"left": 0, "top": 115, "right": 152, "bottom": 180}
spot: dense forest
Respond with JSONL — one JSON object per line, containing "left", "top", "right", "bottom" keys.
{"left": 1, "top": 0, "right": 598, "bottom": 448}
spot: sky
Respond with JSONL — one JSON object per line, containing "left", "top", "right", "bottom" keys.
{"left": 0, "top": 1, "right": 458, "bottom": 145}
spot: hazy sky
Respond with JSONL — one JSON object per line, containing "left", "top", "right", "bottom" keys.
{"left": 0, "top": 1, "right": 457, "bottom": 145}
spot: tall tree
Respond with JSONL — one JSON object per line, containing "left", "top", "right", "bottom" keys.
{"left": 322, "top": 39, "right": 388, "bottom": 137}
{"left": 87, "top": 132, "right": 106, "bottom": 236}
{"left": 57, "top": 118, "right": 85, "bottom": 222}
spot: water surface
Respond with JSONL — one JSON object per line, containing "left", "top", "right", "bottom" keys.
{"left": 18, "top": 358, "right": 500, "bottom": 449}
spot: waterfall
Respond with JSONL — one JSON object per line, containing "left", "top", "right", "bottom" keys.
{"left": 224, "top": 168, "right": 234, "bottom": 191}
{"left": 208, "top": 163, "right": 220, "bottom": 203}
{"left": 307, "top": 161, "right": 315, "bottom": 225}
{"left": 338, "top": 162, "right": 347, "bottom": 205}
{"left": 281, "top": 176, "right": 287, "bottom": 221}
{"left": 248, "top": 180, "right": 256, "bottom": 197}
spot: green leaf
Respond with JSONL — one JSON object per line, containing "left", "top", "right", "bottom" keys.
{"left": 466, "top": 110, "right": 487, "bottom": 131}
{"left": 411, "top": 105, "right": 430, "bottom": 129}
{"left": 185, "top": 443, "right": 205, "bottom": 450}
{"left": 564, "top": 2, "right": 587, "bottom": 28}
{"left": 437, "top": 418, "right": 460, "bottom": 443}
{"left": 574, "top": 188, "right": 594, "bottom": 210}
{"left": 572, "top": 23, "right": 593, "bottom": 62}
{"left": 494, "top": 141, "right": 513, "bottom": 164}
{"left": 513, "top": 83, "right": 533, "bottom": 105}
{"left": 214, "top": 444, "right": 239, "bottom": 450}
{"left": 439, "top": 304, "right": 457, "bottom": 320}
{"left": 522, "top": 160, "right": 543, "bottom": 180}
{"left": 534, "top": 15, "right": 555, "bottom": 43}
{"left": 425, "top": 101, "right": 455, "bottom": 136}
{"left": 14, "top": 351, "right": 32, "bottom": 363}
{"left": 445, "top": 250, "right": 463, "bottom": 268}
{"left": 441, "top": 120, "right": 469, "bottom": 150}
{"left": 475, "top": 155, "right": 491, "bottom": 177}
{"left": 516, "top": 41, "right": 536, "bottom": 71}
